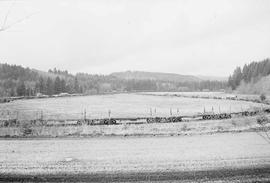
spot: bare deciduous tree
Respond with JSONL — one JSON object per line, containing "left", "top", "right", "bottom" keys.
{"left": 0, "top": 0, "right": 37, "bottom": 32}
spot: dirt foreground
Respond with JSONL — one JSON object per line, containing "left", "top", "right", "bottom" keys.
{"left": 0, "top": 132, "right": 270, "bottom": 182}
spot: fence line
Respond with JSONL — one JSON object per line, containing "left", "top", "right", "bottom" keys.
{"left": 0, "top": 107, "right": 270, "bottom": 127}
{"left": 0, "top": 105, "right": 266, "bottom": 121}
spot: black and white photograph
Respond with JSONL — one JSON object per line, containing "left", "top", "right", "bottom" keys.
{"left": 0, "top": 0, "right": 270, "bottom": 182}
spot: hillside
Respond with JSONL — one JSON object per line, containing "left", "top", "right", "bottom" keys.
{"left": 228, "top": 58, "right": 270, "bottom": 90}
{"left": 0, "top": 64, "right": 80, "bottom": 97}
{"left": 228, "top": 58, "right": 270, "bottom": 94}
{"left": 197, "top": 75, "right": 228, "bottom": 81}
{"left": 110, "top": 71, "right": 201, "bottom": 82}
{"left": 0, "top": 63, "right": 227, "bottom": 97}
{"left": 237, "top": 75, "right": 270, "bottom": 95}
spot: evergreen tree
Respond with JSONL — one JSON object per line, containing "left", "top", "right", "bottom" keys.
{"left": 38, "top": 77, "right": 45, "bottom": 94}
{"left": 242, "top": 64, "right": 248, "bottom": 82}
{"left": 228, "top": 58, "right": 270, "bottom": 90}
{"left": 74, "top": 77, "right": 79, "bottom": 93}
{"left": 10, "top": 88, "right": 15, "bottom": 97}
{"left": 79, "top": 86, "right": 83, "bottom": 93}
{"left": 262, "top": 60, "right": 270, "bottom": 76}
{"left": 60, "top": 79, "right": 66, "bottom": 93}
{"left": 46, "top": 77, "right": 54, "bottom": 95}
{"left": 54, "top": 76, "right": 62, "bottom": 94}
{"left": 65, "top": 84, "right": 72, "bottom": 94}
{"left": 16, "top": 81, "right": 26, "bottom": 96}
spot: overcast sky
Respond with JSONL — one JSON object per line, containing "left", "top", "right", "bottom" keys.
{"left": 0, "top": 0, "right": 269, "bottom": 76}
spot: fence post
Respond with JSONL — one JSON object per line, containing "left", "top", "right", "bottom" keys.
{"left": 36, "top": 111, "right": 39, "bottom": 121}
{"left": 40, "top": 110, "right": 43, "bottom": 121}
{"left": 7, "top": 110, "right": 10, "bottom": 121}
{"left": 84, "top": 109, "right": 86, "bottom": 122}
{"left": 108, "top": 109, "right": 111, "bottom": 119}
{"left": 16, "top": 111, "right": 19, "bottom": 121}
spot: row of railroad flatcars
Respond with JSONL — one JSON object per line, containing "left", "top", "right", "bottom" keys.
{"left": 1, "top": 108, "right": 270, "bottom": 127}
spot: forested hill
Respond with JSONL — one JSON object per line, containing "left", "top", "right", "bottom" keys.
{"left": 228, "top": 58, "right": 270, "bottom": 94}
{"left": 0, "top": 63, "right": 227, "bottom": 97}
{"left": 0, "top": 64, "right": 80, "bottom": 97}
{"left": 110, "top": 71, "right": 200, "bottom": 82}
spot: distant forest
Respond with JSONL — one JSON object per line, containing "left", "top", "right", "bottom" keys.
{"left": 228, "top": 58, "right": 270, "bottom": 90}
{"left": 0, "top": 63, "right": 227, "bottom": 97}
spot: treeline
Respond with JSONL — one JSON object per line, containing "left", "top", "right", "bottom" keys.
{"left": 76, "top": 73, "right": 227, "bottom": 93}
{"left": 176, "top": 80, "right": 227, "bottom": 91}
{"left": 228, "top": 58, "right": 270, "bottom": 90}
{"left": 34, "top": 76, "right": 82, "bottom": 96}
{"left": 48, "top": 68, "right": 72, "bottom": 77}
{"left": 0, "top": 64, "right": 38, "bottom": 97}
{"left": 0, "top": 64, "right": 83, "bottom": 97}
{"left": 7, "top": 75, "right": 82, "bottom": 97}
{"left": 0, "top": 63, "right": 227, "bottom": 97}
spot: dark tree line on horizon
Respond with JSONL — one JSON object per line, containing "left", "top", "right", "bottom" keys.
{"left": 34, "top": 76, "right": 81, "bottom": 96}
{"left": 0, "top": 64, "right": 82, "bottom": 97}
{"left": 0, "top": 63, "right": 227, "bottom": 97}
{"left": 228, "top": 58, "right": 270, "bottom": 90}
{"left": 2, "top": 57, "right": 270, "bottom": 97}
{"left": 13, "top": 76, "right": 82, "bottom": 97}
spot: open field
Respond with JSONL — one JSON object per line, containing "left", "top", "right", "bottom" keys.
{"left": 0, "top": 92, "right": 269, "bottom": 182}
{"left": 0, "top": 132, "right": 270, "bottom": 182}
{"left": 0, "top": 92, "right": 269, "bottom": 138}
{"left": 0, "top": 93, "right": 266, "bottom": 120}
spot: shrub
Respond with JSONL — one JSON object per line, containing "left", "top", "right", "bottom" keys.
{"left": 216, "top": 126, "right": 224, "bottom": 132}
{"left": 260, "top": 94, "right": 266, "bottom": 102}
{"left": 231, "top": 120, "right": 237, "bottom": 126}
{"left": 21, "top": 123, "right": 33, "bottom": 136}
{"left": 181, "top": 124, "right": 188, "bottom": 131}
{"left": 256, "top": 115, "right": 269, "bottom": 125}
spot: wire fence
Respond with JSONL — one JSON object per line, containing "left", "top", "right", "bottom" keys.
{"left": 0, "top": 106, "right": 268, "bottom": 121}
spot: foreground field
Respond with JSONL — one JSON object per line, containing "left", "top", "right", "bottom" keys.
{"left": 0, "top": 132, "right": 269, "bottom": 182}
